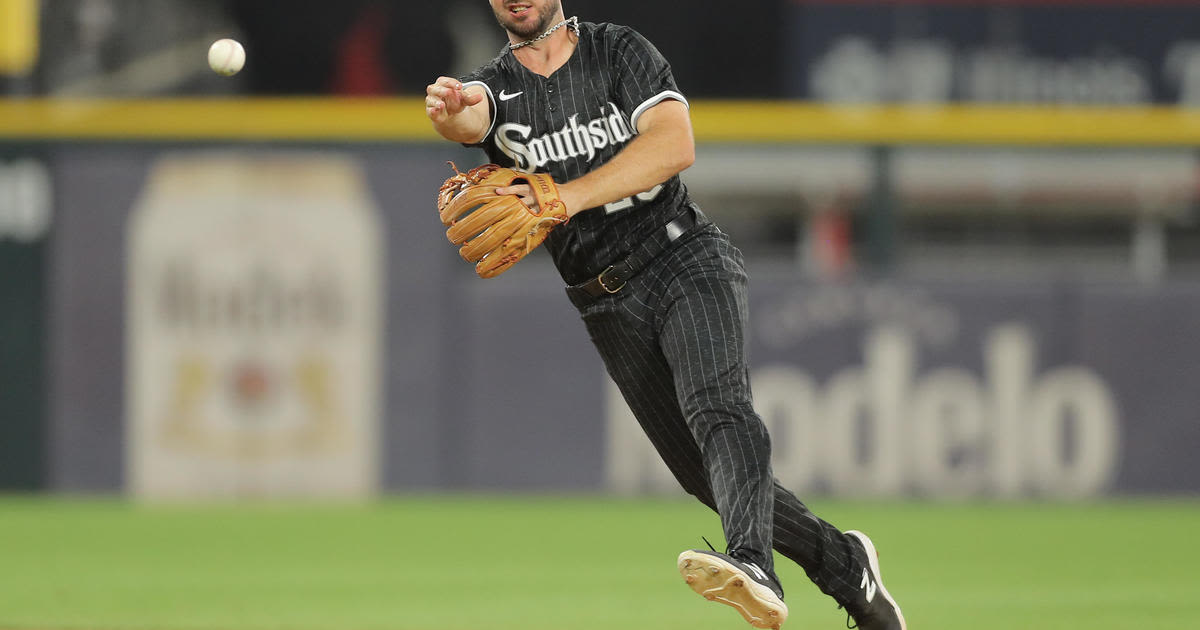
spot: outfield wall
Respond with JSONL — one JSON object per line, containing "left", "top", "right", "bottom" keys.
{"left": 2, "top": 101, "right": 1199, "bottom": 498}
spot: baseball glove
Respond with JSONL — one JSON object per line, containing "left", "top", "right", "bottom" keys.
{"left": 437, "top": 162, "right": 570, "bottom": 278}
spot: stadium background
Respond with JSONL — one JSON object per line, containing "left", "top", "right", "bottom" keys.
{"left": 1, "top": 1, "right": 1199, "bottom": 629}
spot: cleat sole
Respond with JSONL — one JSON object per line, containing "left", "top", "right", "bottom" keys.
{"left": 677, "top": 550, "right": 788, "bottom": 629}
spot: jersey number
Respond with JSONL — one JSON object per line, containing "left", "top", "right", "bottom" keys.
{"left": 604, "top": 184, "right": 664, "bottom": 214}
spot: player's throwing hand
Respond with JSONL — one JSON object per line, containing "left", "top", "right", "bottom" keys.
{"left": 425, "top": 76, "right": 483, "bottom": 123}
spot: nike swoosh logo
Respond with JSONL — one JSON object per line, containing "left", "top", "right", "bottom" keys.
{"left": 499, "top": 90, "right": 523, "bottom": 101}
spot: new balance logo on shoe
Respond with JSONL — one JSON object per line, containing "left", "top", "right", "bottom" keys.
{"left": 860, "top": 568, "right": 878, "bottom": 604}
{"left": 747, "top": 563, "right": 770, "bottom": 583}
{"left": 844, "top": 531, "right": 906, "bottom": 630}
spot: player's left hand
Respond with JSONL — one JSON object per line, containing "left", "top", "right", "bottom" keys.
{"left": 496, "top": 183, "right": 583, "bottom": 218}
{"left": 494, "top": 183, "right": 535, "bottom": 208}
{"left": 438, "top": 164, "right": 571, "bottom": 278}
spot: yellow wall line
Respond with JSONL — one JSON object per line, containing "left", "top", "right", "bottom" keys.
{"left": 3, "top": 98, "right": 1200, "bottom": 145}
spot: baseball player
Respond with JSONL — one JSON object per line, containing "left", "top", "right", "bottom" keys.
{"left": 425, "top": 2, "right": 906, "bottom": 629}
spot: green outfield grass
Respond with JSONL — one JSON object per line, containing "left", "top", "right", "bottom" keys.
{"left": 0, "top": 496, "right": 1197, "bottom": 630}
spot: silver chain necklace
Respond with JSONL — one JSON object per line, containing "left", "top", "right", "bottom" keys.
{"left": 509, "top": 16, "right": 579, "bottom": 50}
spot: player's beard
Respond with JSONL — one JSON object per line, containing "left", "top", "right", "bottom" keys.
{"left": 494, "top": 0, "right": 563, "bottom": 41}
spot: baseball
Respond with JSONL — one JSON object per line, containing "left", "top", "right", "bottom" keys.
{"left": 208, "top": 38, "right": 245, "bottom": 76}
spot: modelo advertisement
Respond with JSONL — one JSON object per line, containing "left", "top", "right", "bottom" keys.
{"left": 786, "top": 2, "right": 1200, "bottom": 105}
{"left": 36, "top": 145, "right": 1200, "bottom": 498}
{"left": 126, "top": 153, "right": 384, "bottom": 499}
{"left": 607, "top": 279, "right": 1200, "bottom": 499}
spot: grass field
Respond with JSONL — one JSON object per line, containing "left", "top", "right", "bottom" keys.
{"left": 0, "top": 496, "right": 1198, "bottom": 630}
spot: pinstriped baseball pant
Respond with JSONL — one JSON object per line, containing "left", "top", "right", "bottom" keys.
{"left": 572, "top": 224, "right": 863, "bottom": 604}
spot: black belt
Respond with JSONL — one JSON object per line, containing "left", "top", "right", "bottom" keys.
{"left": 566, "top": 205, "right": 704, "bottom": 307}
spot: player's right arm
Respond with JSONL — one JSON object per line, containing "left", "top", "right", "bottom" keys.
{"left": 426, "top": 76, "right": 490, "bottom": 145}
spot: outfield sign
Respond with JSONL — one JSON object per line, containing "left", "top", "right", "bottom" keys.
{"left": 608, "top": 280, "right": 1200, "bottom": 499}
{"left": 32, "top": 145, "right": 1200, "bottom": 498}
{"left": 126, "top": 153, "right": 383, "bottom": 499}
{"left": 787, "top": 3, "right": 1200, "bottom": 106}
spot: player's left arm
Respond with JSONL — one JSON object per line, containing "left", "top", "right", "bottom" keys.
{"left": 495, "top": 99, "right": 695, "bottom": 217}
{"left": 555, "top": 100, "right": 694, "bottom": 217}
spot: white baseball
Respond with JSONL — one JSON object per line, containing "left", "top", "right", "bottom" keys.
{"left": 208, "top": 38, "right": 245, "bottom": 76}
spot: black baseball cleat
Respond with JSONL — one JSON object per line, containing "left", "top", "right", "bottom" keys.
{"left": 678, "top": 549, "right": 789, "bottom": 629}
{"left": 840, "top": 530, "right": 907, "bottom": 630}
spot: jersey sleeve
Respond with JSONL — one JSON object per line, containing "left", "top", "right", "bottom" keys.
{"left": 608, "top": 26, "right": 689, "bottom": 133}
{"left": 458, "top": 63, "right": 500, "bottom": 147}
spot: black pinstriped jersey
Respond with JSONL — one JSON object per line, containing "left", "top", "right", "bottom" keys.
{"left": 461, "top": 21, "right": 693, "bottom": 285}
